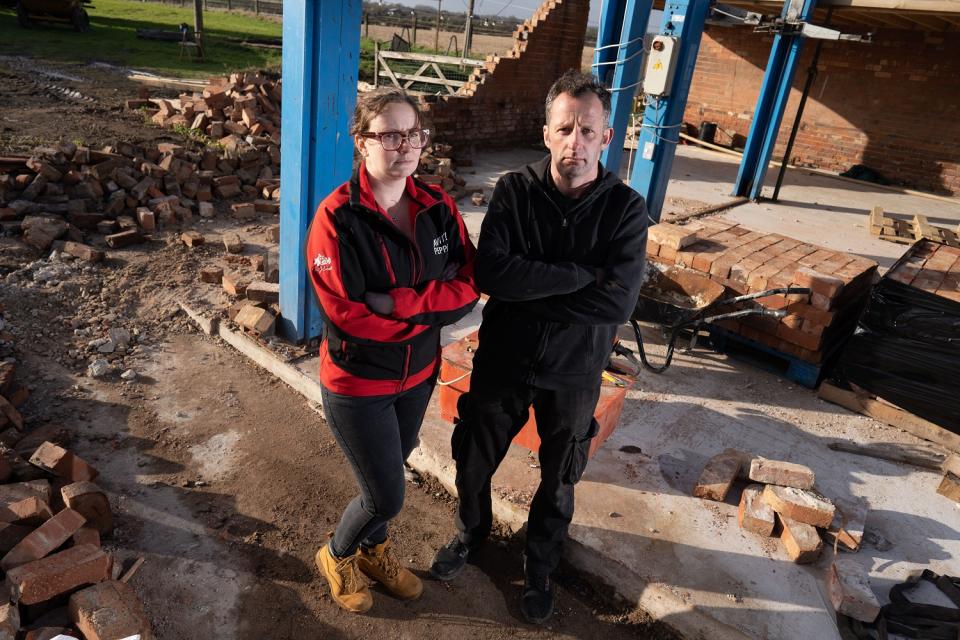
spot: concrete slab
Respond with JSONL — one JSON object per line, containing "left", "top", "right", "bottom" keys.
{"left": 190, "top": 144, "right": 960, "bottom": 639}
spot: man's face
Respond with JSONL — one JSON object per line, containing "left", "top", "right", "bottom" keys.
{"left": 543, "top": 92, "right": 614, "bottom": 184}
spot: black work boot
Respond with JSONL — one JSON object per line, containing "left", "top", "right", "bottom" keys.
{"left": 429, "top": 536, "right": 474, "bottom": 581}
{"left": 520, "top": 571, "right": 555, "bottom": 624}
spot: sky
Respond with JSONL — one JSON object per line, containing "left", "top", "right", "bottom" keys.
{"left": 389, "top": 0, "right": 606, "bottom": 27}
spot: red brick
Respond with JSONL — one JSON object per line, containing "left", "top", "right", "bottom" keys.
{"left": 0, "top": 396, "right": 22, "bottom": 431}
{"left": 0, "top": 523, "right": 32, "bottom": 556}
{"left": 73, "top": 526, "right": 101, "bottom": 549}
{"left": 61, "top": 481, "right": 112, "bottom": 536}
{"left": 69, "top": 580, "right": 152, "bottom": 640}
{"left": 693, "top": 449, "right": 746, "bottom": 502}
{"left": 5, "top": 544, "right": 111, "bottom": 605}
{"left": 221, "top": 272, "right": 248, "bottom": 297}
{"left": 648, "top": 223, "right": 699, "bottom": 250}
{"left": 738, "top": 484, "right": 775, "bottom": 536}
{"left": 763, "top": 485, "right": 835, "bottom": 527}
{"left": 828, "top": 559, "right": 881, "bottom": 622}
{"left": 938, "top": 472, "right": 960, "bottom": 503}
{"left": 2, "top": 507, "right": 86, "bottom": 570}
{"left": 0, "top": 498, "right": 53, "bottom": 526}
{"left": 29, "top": 442, "right": 99, "bottom": 482}
{"left": 231, "top": 202, "right": 256, "bottom": 219}
{"left": 779, "top": 516, "right": 822, "bottom": 564}
{"left": 748, "top": 457, "right": 815, "bottom": 489}
{"left": 792, "top": 267, "right": 844, "bottom": 299}
{"left": 181, "top": 231, "right": 205, "bottom": 248}
{"left": 200, "top": 266, "right": 224, "bottom": 284}
{"left": 0, "top": 602, "right": 17, "bottom": 638}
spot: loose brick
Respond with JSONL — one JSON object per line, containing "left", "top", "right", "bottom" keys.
{"left": 2, "top": 507, "right": 86, "bottom": 570}
{"left": 105, "top": 229, "right": 143, "bottom": 248}
{"left": 221, "top": 272, "right": 248, "bottom": 297}
{"left": 136, "top": 207, "right": 156, "bottom": 231}
{"left": 943, "top": 453, "right": 960, "bottom": 478}
{"left": 249, "top": 254, "right": 265, "bottom": 272}
{"left": 0, "top": 396, "right": 22, "bottom": 431}
{"left": 0, "top": 498, "right": 53, "bottom": 526}
{"left": 231, "top": 202, "right": 256, "bottom": 219}
{"left": 223, "top": 233, "right": 244, "bottom": 254}
{"left": 61, "top": 481, "right": 113, "bottom": 536}
{"left": 253, "top": 199, "right": 279, "bottom": 214}
{"left": 826, "top": 496, "right": 869, "bottom": 551}
{"left": 29, "top": 442, "right": 99, "bottom": 482}
{"left": 748, "top": 457, "right": 815, "bottom": 489}
{"left": 763, "top": 485, "right": 835, "bottom": 527}
{"left": 648, "top": 223, "right": 699, "bottom": 250}
{"left": 61, "top": 241, "right": 104, "bottom": 263}
{"left": 828, "top": 559, "right": 881, "bottom": 622}
{"left": 0, "top": 480, "right": 50, "bottom": 506}
{"left": 738, "top": 484, "right": 775, "bottom": 536}
{"left": 0, "top": 602, "right": 18, "bottom": 640}
{"left": 938, "top": 472, "right": 960, "bottom": 504}
{"left": 246, "top": 281, "right": 279, "bottom": 304}
{"left": 693, "top": 449, "right": 744, "bottom": 502}
{"left": 200, "top": 266, "right": 224, "bottom": 284}
{"left": 779, "top": 516, "right": 822, "bottom": 563}
{"left": 5, "top": 544, "right": 111, "bottom": 605}
{"left": 73, "top": 526, "right": 101, "bottom": 549}
{"left": 181, "top": 231, "right": 205, "bottom": 247}
{"left": 0, "top": 523, "right": 32, "bottom": 556}
{"left": 69, "top": 580, "right": 152, "bottom": 640}
{"left": 265, "top": 224, "right": 280, "bottom": 243}
{"left": 235, "top": 306, "right": 275, "bottom": 336}
{"left": 792, "top": 267, "right": 844, "bottom": 300}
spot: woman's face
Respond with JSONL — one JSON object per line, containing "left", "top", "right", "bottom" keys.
{"left": 358, "top": 102, "right": 421, "bottom": 183}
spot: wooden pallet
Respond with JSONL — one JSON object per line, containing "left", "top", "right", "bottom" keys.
{"left": 704, "top": 324, "right": 839, "bottom": 388}
{"left": 869, "top": 206, "right": 960, "bottom": 247}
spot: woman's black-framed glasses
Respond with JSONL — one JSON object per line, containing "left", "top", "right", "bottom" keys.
{"left": 359, "top": 128, "right": 430, "bottom": 151}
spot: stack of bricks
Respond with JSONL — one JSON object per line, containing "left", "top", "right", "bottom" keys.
{"left": 886, "top": 240, "right": 960, "bottom": 302}
{"left": 419, "top": 0, "right": 590, "bottom": 149}
{"left": 646, "top": 217, "right": 878, "bottom": 363}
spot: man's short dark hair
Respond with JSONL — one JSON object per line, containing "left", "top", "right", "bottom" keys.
{"left": 544, "top": 70, "right": 612, "bottom": 124}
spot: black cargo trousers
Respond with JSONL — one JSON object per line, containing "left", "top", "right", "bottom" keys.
{"left": 451, "top": 363, "right": 601, "bottom": 580}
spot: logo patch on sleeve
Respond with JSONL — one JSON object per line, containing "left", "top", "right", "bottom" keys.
{"left": 313, "top": 254, "right": 333, "bottom": 272}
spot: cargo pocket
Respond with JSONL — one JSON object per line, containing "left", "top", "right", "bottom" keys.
{"left": 563, "top": 418, "right": 600, "bottom": 484}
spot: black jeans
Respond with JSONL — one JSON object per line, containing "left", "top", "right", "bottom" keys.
{"left": 451, "top": 367, "right": 601, "bottom": 579}
{"left": 321, "top": 379, "right": 433, "bottom": 558}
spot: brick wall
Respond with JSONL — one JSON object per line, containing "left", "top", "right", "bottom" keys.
{"left": 420, "top": 0, "right": 590, "bottom": 149}
{"left": 684, "top": 26, "right": 960, "bottom": 195}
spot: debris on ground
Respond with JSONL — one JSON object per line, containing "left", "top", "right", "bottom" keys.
{"left": 869, "top": 206, "right": 960, "bottom": 247}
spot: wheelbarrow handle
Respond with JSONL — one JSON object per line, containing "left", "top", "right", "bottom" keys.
{"left": 701, "top": 307, "right": 787, "bottom": 324}
{"left": 712, "top": 287, "right": 812, "bottom": 307}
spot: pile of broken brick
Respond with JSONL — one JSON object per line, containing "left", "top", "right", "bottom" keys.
{"left": 0, "top": 360, "right": 150, "bottom": 638}
{"left": 694, "top": 451, "right": 882, "bottom": 625}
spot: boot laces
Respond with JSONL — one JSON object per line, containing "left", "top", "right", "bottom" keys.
{"left": 376, "top": 543, "right": 402, "bottom": 579}
{"left": 336, "top": 554, "right": 369, "bottom": 593}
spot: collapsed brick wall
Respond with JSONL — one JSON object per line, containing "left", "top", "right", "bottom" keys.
{"left": 420, "top": 0, "right": 590, "bottom": 149}
{"left": 684, "top": 26, "right": 960, "bottom": 195}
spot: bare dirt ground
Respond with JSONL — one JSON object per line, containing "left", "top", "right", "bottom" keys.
{"left": 0, "top": 56, "right": 678, "bottom": 638}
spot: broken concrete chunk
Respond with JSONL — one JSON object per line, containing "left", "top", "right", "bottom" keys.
{"left": 222, "top": 233, "right": 243, "bottom": 254}
{"left": 5, "top": 544, "right": 111, "bottom": 605}
{"left": 29, "top": 442, "right": 100, "bottom": 482}
{"left": 762, "top": 484, "right": 835, "bottom": 528}
{"left": 779, "top": 515, "right": 823, "bottom": 564}
{"left": 738, "top": 484, "right": 775, "bottom": 536}
{"left": 748, "top": 457, "right": 815, "bottom": 490}
{"left": 69, "top": 580, "right": 153, "bottom": 640}
{"left": 828, "top": 558, "right": 881, "bottom": 623}
{"left": 61, "top": 481, "right": 113, "bottom": 535}
{"left": 693, "top": 448, "right": 744, "bottom": 502}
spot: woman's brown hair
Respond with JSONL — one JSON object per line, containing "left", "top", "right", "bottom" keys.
{"left": 350, "top": 88, "right": 424, "bottom": 136}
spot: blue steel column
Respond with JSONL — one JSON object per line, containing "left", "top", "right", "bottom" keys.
{"left": 593, "top": 0, "right": 628, "bottom": 86}
{"left": 599, "top": 0, "right": 654, "bottom": 175}
{"left": 733, "top": 0, "right": 817, "bottom": 200}
{"left": 279, "top": 0, "right": 363, "bottom": 341}
{"left": 628, "top": 0, "right": 711, "bottom": 221}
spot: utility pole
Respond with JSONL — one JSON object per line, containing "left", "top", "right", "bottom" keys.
{"left": 434, "top": 0, "right": 441, "bottom": 52}
{"left": 193, "top": 0, "right": 204, "bottom": 60}
{"left": 464, "top": 0, "right": 475, "bottom": 57}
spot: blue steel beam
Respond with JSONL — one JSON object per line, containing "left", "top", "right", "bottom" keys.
{"left": 593, "top": 0, "right": 629, "bottom": 87}
{"left": 599, "top": 0, "right": 654, "bottom": 175}
{"left": 628, "top": 0, "right": 712, "bottom": 221}
{"left": 733, "top": 0, "right": 818, "bottom": 200}
{"left": 279, "top": 0, "right": 363, "bottom": 341}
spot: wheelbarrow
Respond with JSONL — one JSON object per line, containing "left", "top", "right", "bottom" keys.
{"left": 626, "top": 264, "right": 811, "bottom": 374}
{"left": 16, "top": 0, "right": 92, "bottom": 32}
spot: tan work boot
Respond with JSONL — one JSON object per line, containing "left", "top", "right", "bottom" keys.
{"left": 357, "top": 539, "right": 423, "bottom": 600}
{"left": 316, "top": 544, "right": 373, "bottom": 613}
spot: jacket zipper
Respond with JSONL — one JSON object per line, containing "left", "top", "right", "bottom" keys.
{"left": 398, "top": 344, "right": 412, "bottom": 392}
{"left": 379, "top": 238, "right": 397, "bottom": 286}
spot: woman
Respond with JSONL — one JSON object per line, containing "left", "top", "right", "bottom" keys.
{"left": 306, "top": 88, "right": 479, "bottom": 613}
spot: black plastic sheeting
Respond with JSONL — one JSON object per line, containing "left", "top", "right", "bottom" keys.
{"left": 834, "top": 274, "right": 960, "bottom": 433}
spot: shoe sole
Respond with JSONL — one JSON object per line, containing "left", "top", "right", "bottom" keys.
{"left": 521, "top": 602, "right": 554, "bottom": 625}
{"left": 428, "top": 561, "right": 467, "bottom": 582}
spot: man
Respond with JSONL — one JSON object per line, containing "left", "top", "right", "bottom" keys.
{"left": 429, "top": 70, "right": 649, "bottom": 624}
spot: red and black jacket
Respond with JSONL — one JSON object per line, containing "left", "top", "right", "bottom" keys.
{"left": 306, "top": 163, "right": 479, "bottom": 396}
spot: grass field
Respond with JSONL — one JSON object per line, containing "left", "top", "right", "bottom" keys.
{"left": 0, "top": 0, "right": 283, "bottom": 78}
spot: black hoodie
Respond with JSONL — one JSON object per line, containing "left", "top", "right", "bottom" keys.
{"left": 472, "top": 155, "right": 649, "bottom": 390}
